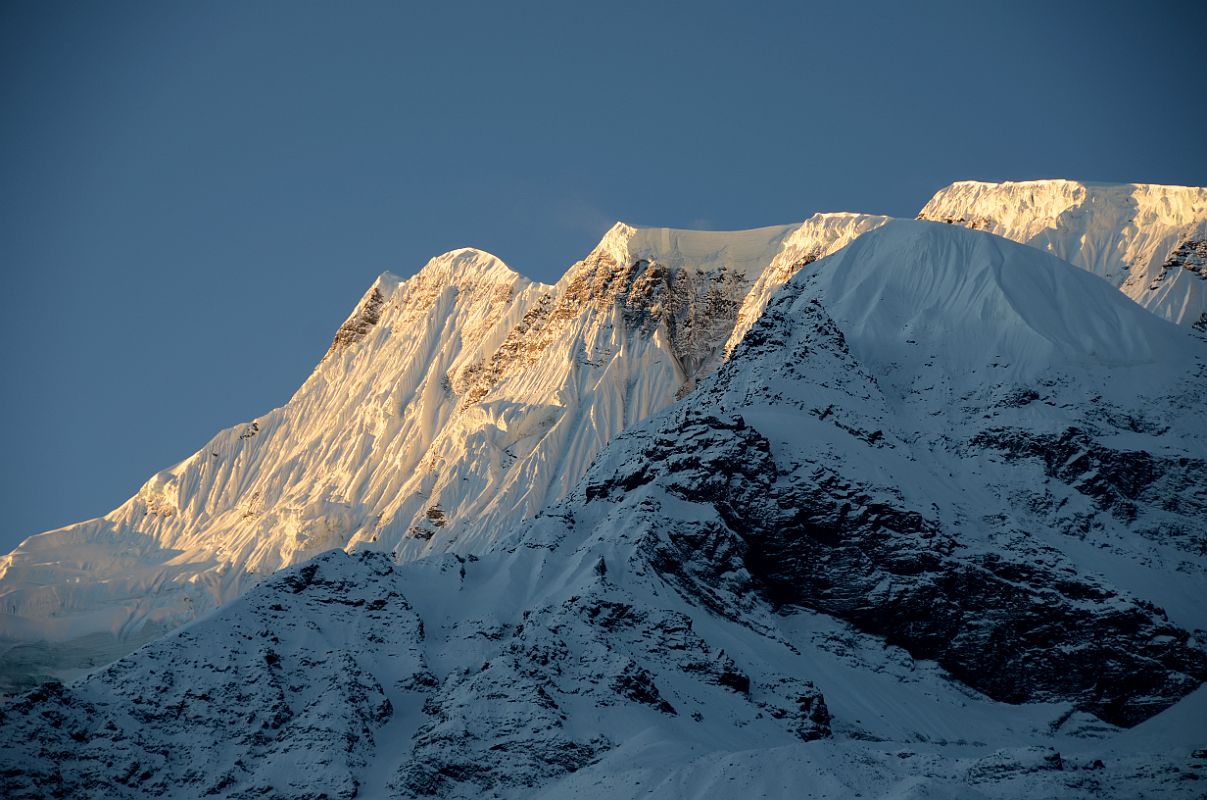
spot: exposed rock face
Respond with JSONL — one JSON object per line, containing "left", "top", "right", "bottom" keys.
{"left": 1158, "top": 238, "right": 1207, "bottom": 281}
{"left": 969, "top": 427, "right": 1207, "bottom": 552}
{"left": 326, "top": 286, "right": 385, "bottom": 355}
{"left": 453, "top": 241, "right": 759, "bottom": 410}
{"left": 583, "top": 365, "right": 1203, "bottom": 728}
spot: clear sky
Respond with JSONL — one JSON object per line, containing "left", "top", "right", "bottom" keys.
{"left": 2, "top": 0, "right": 1205, "bottom": 552}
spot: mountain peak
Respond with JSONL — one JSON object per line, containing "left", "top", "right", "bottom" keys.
{"left": 922, "top": 179, "right": 1207, "bottom": 228}
{"left": 413, "top": 246, "right": 529, "bottom": 288}
{"left": 941, "top": 177, "right": 1207, "bottom": 193}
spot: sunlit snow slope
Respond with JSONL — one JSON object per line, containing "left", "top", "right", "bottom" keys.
{"left": 0, "top": 221, "right": 806, "bottom": 690}
{"left": 919, "top": 180, "right": 1207, "bottom": 327}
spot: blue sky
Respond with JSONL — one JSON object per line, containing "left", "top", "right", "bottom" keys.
{"left": 2, "top": 0, "right": 1205, "bottom": 551}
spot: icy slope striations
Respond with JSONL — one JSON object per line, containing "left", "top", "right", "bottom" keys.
{"left": 0, "top": 248, "right": 543, "bottom": 683}
{"left": 3, "top": 221, "right": 1205, "bottom": 800}
{"left": 918, "top": 179, "right": 1207, "bottom": 327}
{"left": 0, "top": 222, "right": 796, "bottom": 691}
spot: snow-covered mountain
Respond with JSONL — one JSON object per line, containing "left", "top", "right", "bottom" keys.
{"left": 4, "top": 180, "right": 1207, "bottom": 694}
{"left": 3, "top": 221, "right": 1204, "bottom": 799}
{"left": 0, "top": 221, "right": 811, "bottom": 691}
{"left": 918, "top": 180, "right": 1207, "bottom": 327}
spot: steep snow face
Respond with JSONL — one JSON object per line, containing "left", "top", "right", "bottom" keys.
{"left": 918, "top": 179, "right": 1207, "bottom": 327}
{"left": 379, "top": 222, "right": 799, "bottom": 561}
{"left": 0, "top": 222, "right": 797, "bottom": 691}
{"left": 812, "top": 218, "right": 1185, "bottom": 381}
{"left": 725, "top": 212, "right": 892, "bottom": 354}
{"left": 4, "top": 221, "right": 1205, "bottom": 800}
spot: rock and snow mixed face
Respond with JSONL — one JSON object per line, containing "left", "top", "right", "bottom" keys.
{"left": 918, "top": 179, "right": 1207, "bottom": 327}
{"left": 2, "top": 220, "right": 1204, "bottom": 800}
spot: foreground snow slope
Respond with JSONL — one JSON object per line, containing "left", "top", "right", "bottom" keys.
{"left": 919, "top": 179, "right": 1207, "bottom": 327}
{"left": 2, "top": 221, "right": 1204, "bottom": 799}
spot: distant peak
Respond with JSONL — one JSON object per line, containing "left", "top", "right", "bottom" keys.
{"left": 418, "top": 247, "right": 522, "bottom": 281}
{"left": 360, "top": 248, "right": 533, "bottom": 300}
{"left": 920, "top": 179, "right": 1207, "bottom": 237}
{"left": 943, "top": 178, "right": 1085, "bottom": 189}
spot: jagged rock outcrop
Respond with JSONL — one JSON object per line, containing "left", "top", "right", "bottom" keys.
{"left": 1157, "top": 237, "right": 1207, "bottom": 281}
{"left": 327, "top": 286, "right": 385, "bottom": 355}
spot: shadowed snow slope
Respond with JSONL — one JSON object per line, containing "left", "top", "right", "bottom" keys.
{"left": 2, "top": 220, "right": 1205, "bottom": 799}
{"left": 919, "top": 179, "right": 1207, "bottom": 327}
